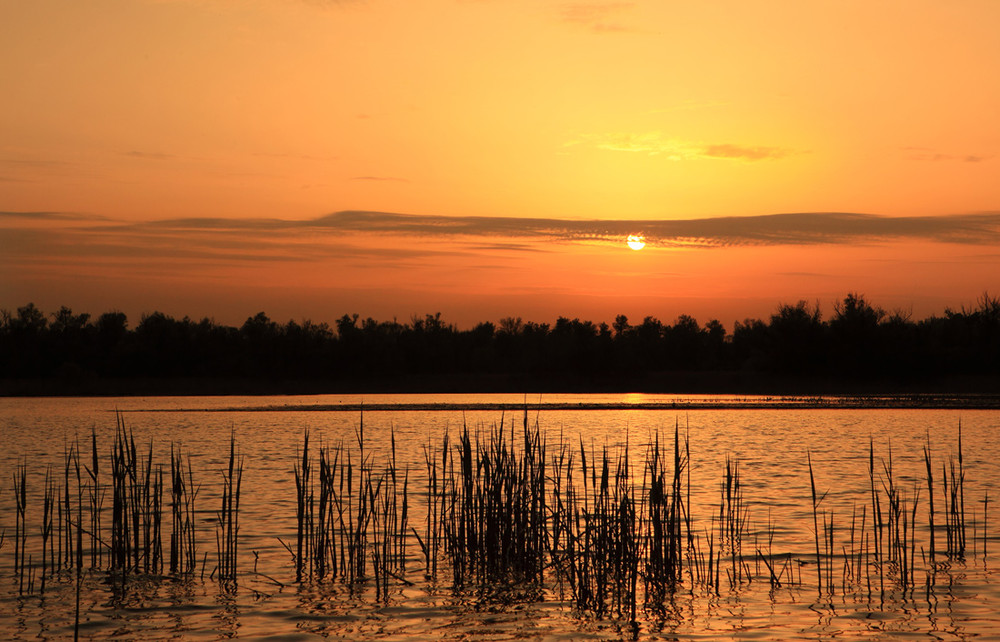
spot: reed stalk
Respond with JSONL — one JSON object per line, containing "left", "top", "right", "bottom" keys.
{"left": 215, "top": 433, "right": 243, "bottom": 586}
{"left": 924, "top": 437, "right": 936, "bottom": 564}
{"left": 14, "top": 461, "right": 27, "bottom": 594}
{"left": 807, "top": 452, "right": 823, "bottom": 596}
{"left": 41, "top": 467, "right": 53, "bottom": 592}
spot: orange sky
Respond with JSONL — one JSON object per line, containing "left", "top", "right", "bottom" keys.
{"left": 2, "top": 1, "right": 998, "bottom": 328}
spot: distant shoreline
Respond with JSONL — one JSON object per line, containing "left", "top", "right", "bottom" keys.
{"left": 3, "top": 374, "right": 1000, "bottom": 410}
{"left": 127, "top": 395, "right": 1000, "bottom": 412}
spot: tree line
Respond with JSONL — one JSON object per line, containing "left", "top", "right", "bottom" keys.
{"left": 1, "top": 293, "right": 999, "bottom": 392}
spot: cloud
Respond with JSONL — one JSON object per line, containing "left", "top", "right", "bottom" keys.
{"left": 581, "top": 132, "right": 679, "bottom": 155}
{"left": 125, "top": 151, "right": 176, "bottom": 161}
{"left": 647, "top": 100, "right": 730, "bottom": 114}
{"left": 570, "top": 133, "right": 797, "bottom": 161}
{"left": 700, "top": 144, "right": 792, "bottom": 161}
{"left": 0, "top": 157, "right": 96, "bottom": 180}
{"left": 778, "top": 271, "right": 835, "bottom": 278}
{"left": 903, "top": 147, "right": 993, "bottom": 163}
{"left": 465, "top": 242, "right": 549, "bottom": 253}
{"left": 311, "top": 210, "right": 1000, "bottom": 247}
{"left": 0, "top": 210, "right": 110, "bottom": 222}
{"left": 0, "top": 158, "right": 76, "bottom": 169}
{"left": 251, "top": 151, "right": 338, "bottom": 162}
{"left": 295, "top": 0, "right": 363, "bottom": 8}
{"left": 559, "top": 2, "right": 639, "bottom": 34}
{"left": 4, "top": 211, "right": 1000, "bottom": 274}
{"left": 352, "top": 176, "right": 408, "bottom": 182}
{"left": 1, "top": 210, "right": 509, "bottom": 274}
{"left": 0, "top": 222, "right": 467, "bottom": 271}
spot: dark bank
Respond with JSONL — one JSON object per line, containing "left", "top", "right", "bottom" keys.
{"left": 2, "top": 293, "right": 999, "bottom": 397}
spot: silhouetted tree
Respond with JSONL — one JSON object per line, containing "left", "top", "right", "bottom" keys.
{"left": 3, "top": 295, "right": 998, "bottom": 391}
{"left": 829, "top": 293, "right": 884, "bottom": 376}
{"left": 767, "top": 301, "right": 824, "bottom": 374}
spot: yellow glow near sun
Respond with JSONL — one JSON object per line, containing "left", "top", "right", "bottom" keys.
{"left": 627, "top": 234, "right": 646, "bottom": 251}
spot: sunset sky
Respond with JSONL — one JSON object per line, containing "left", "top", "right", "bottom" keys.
{"left": 2, "top": 0, "right": 998, "bottom": 329}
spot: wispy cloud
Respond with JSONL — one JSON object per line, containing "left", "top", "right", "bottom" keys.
{"left": 296, "top": 0, "right": 364, "bottom": 8}
{"left": 903, "top": 147, "right": 993, "bottom": 163}
{"left": 0, "top": 158, "right": 75, "bottom": 168}
{"left": 0, "top": 156, "right": 97, "bottom": 180}
{"left": 0, "top": 219, "right": 466, "bottom": 269}
{"left": 352, "top": 176, "right": 408, "bottom": 182}
{"left": 559, "top": 2, "right": 639, "bottom": 34}
{"left": 115, "top": 210, "right": 1000, "bottom": 247}
{"left": 778, "top": 271, "right": 835, "bottom": 278}
{"left": 297, "top": 211, "right": 1000, "bottom": 247}
{"left": 0, "top": 210, "right": 110, "bottom": 222}
{"left": 577, "top": 132, "right": 679, "bottom": 155}
{"left": 701, "top": 144, "right": 792, "bottom": 161}
{"left": 647, "top": 100, "right": 730, "bottom": 114}
{"left": 569, "top": 133, "right": 797, "bottom": 161}
{"left": 251, "top": 151, "right": 338, "bottom": 162}
{"left": 4, "top": 211, "right": 999, "bottom": 273}
{"left": 125, "top": 151, "right": 176, "bottom": 161}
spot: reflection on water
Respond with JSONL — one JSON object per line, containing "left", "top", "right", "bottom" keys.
{"left": 0, "top": 395, "right": 998, "bottom": 640}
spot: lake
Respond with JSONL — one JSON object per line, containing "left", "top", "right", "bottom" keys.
{"left": 1, "top": 394, "right": 998, "bottom": 640}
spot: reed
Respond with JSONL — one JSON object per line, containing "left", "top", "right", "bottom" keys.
{"left": 721, "top": 455, "right": 749, "bottom": 588}
{"left": 41, "top": 466, "right": 54, "bottom": 592}
{"left": 215, "top": 433, "right": 243, "bottom": 586}
{"left": 290, "top": 415, "right": 411, "bottom": 598}
{"left": 924, "top": 438, "right": 936, "bottom": 564}
{"left": 418, "top": 433, "right": 446, "bottom": 578}
{"left": 72, "top": 441, "right": 84, "bottom": 573}
{"left": 14, "top": 460, "right": 27, "bottom": 594}
{"left": 59, "top": 443, "right": 71, "bottom": 571}
{"left": 293, "top": 429, "right": 311, "bottom": 582}
{"left": 85, "top": 427, "right": 104, "bottom": 569}
{"left": 282, "top": 419, "right": 981, "bottom": 615}
{"left": 169, "top": 443, "right": 199, "bottom": 575}
{"left": 1, "top": 413, "right": 990, "bottom": 627}
{"left": 644, "top": 427, "right": 688, "bottom": 608}
{"left": 807, "top": 452, "right": 824, "bottom": 595}
{"left": 438, "top": 414, "right": 551, "bottom": 597}
{"left": 105, "top": 412, "right": 168, "bottom": 584}
{"left": 868, "top": 439, "right": 885, "bottom": 595}
{"left": 316, "top": 439, "right": 334, "bottom": 580}
{"left": 757, "top": 510, "right": 792, "bottom": 590}
{"left": 558, "top": 438, "right": 638, "bottom": 618}
{"left": 943, "top": 423, "right": 967, "bottom": 559}
{"left": 984, "top": 491, "right": 989, "bottom": 557}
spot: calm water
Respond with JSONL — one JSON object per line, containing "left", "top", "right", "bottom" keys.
{"left": 1, "top": 394, "right": 999, "bottom": 640}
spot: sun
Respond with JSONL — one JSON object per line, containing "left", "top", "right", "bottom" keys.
{"left": 626, "top": 234, "right": 646, "bottom": 251}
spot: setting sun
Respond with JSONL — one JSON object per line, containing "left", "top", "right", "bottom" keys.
{"left": 627, "top": 234, "right": 646, "bottom": 251}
